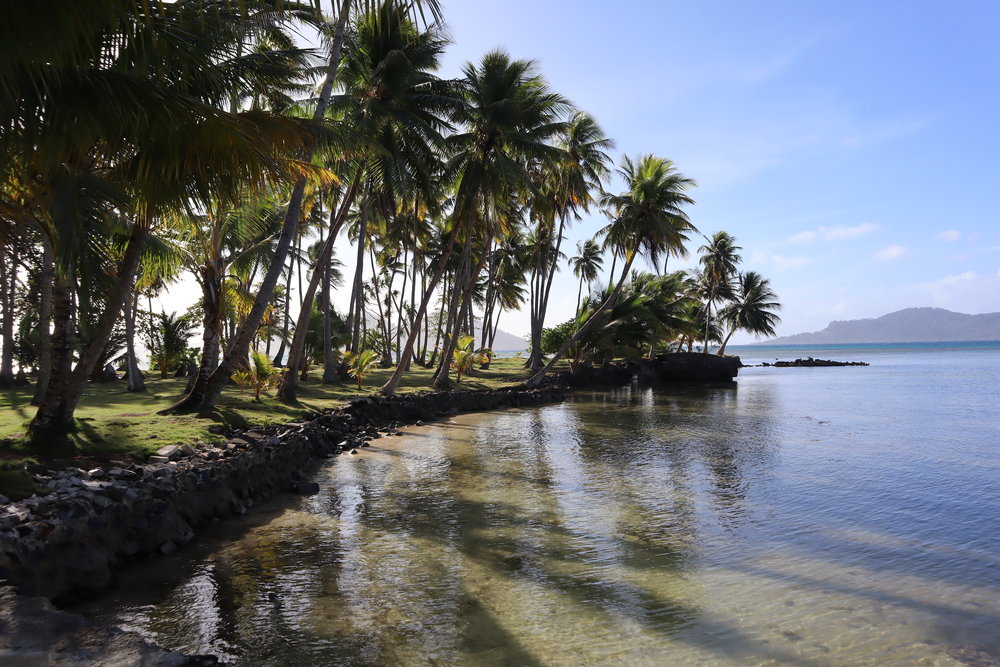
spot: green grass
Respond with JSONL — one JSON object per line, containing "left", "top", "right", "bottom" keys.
{"left": 0, "top": 357, "right": 549, "bottom": 465}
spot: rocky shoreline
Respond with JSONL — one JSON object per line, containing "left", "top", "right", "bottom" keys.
{"left": 0, "top": 383, "right": 572, "bottom": 664}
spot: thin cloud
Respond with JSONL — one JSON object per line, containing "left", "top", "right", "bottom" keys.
{"left": 789, "top": 222, "right": 880, "bottom": 243}
{"left": 935, "top": 230, "right": 962, "bottom": 242}
{"left": 875, "top": 244, "right": 907, "bottom": 260}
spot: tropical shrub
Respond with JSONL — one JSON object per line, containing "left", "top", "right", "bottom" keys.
{"left": 345, "top": 350, "right": 380, "bottom": 390}
{"left": 234, "top": 351, "right": 282, "bottom": 400}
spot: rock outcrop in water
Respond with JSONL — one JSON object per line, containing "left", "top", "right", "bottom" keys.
{"left": 762, "top": 358, "right": 869, "bottom": 367}
{"left": 637, "top": 352, "right": 742, "bottom": 382}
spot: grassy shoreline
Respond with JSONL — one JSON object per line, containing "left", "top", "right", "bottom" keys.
{"left": 0, "top": 357, "right": 558, "bottom": 463}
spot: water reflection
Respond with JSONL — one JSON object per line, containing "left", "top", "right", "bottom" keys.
{"left": 74, "top": 375, "right": 1000, "bottom": 665}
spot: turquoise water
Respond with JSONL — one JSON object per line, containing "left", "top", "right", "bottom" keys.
{"left": 76, "top": 343, "right": 1000, "bottom": 665}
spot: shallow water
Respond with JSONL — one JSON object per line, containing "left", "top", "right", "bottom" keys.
{"left": 76, "top": 344, "right": 1000, "bottom": 665}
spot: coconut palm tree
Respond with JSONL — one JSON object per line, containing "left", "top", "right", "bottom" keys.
{"left": 169, "top": 0, "right": 444, "bottom": 414}
{"left": 569, "top": 239, "right": 603, "bottom": 318}
{"left": 525, "top": 111, "right": 613, "bottom": 369}
{"left": 379, "top": 49, "right": 569, "bottom": 394}
{"left": 717, "top": 271, "right": 781, "bottom": 355}
{"left": 277, "top": 2, "right": 457, "bottom": 402}
{"left": 698, "top": 231, "right": 742, "bottom": 353}
{"left": 430, "top": 50, "right": 570, "bottom": 387}
{"left": 526, "top": 154, "right": 696, "bottom": 388}
{"left": 6, "top": 1, "right": 323, "bottom": 442}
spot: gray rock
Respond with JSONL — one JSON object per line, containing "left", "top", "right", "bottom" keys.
{"left": 148, "top": 455, "right": 170, "bottom": 464}
{"left": 155, "top": 445, "right": 181, "bottom": 460}
{"left": 87, "top": 468, "right": 106, "bottom": 479}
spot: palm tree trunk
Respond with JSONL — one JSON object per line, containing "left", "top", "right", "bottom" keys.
{"left": 165, "top": 0, "right": 352, "bottom": 414}
{"left": 350, "top": 205, "right": 368, "bottom": 353}
{"left": 526, "top": 254, "right": 636, "bottom": 389}
{"left": 435, "top": 244, "right": 487, "bottom": 387}
{"left": 272, "top": 253, "right": 293, "bottom": 365}
{"left": 0, "top": 249, "right": 15, "bottom": 387}
{"left": 27, "top": 272, "right": 74, "bottom": 441}
{"left": 717, "top": 327, "right": 736, "bottom": 356}
{"left": 30, "top": 220, "right": 149, "bottom": 441}
{"left": 124, "top": 280, "right": 145, "bottom": 392}
{"left": 31, "top": 239, "right": 53, "bottom": 406}
{"left": 432, "top": 231, "right": 472, "bottom": 384}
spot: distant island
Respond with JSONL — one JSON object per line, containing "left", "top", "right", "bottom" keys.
{"left": 764, "top": 307, "right": 1000, "bottom": 345}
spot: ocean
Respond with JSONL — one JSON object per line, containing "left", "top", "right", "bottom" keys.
{"left": 75, "top": 342, "right": 1000, "bottom": 665}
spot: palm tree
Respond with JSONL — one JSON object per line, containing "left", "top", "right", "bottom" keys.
{"left": 569, "top": 239, "right": 603, "bottom": 317}
{"left": 430, "top": 49, "right": 570, "bottom": 387}
{"left": 451, "top": 334, "right": 484, "bottom": 382}
{"left": 526, "top": 154, "right": 696, "bottom": 388}
{"left": 525, "top": 111, "right": 613, "bottom": 369}
{"left": 379, "top": 49, "right": 569, "bottom": 394}
{"left": 717, "top": 271, "right": 781, "bottom": 355}
{"left": 698, "top": 231, "right": 742, "bottom": 353}
{"left": 169, "top": 0, "right": 445, "bottom": 414}
{"left": 6, "top": 1, "right": 322, "bottom": 442}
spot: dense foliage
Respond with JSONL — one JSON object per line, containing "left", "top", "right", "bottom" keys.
{"left": 0, "top": 0, "right": 779, "bottom": 445}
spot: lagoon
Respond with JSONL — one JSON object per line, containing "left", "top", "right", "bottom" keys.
{"left": 75, "top": 343, "right": 1000, "bottom": 665}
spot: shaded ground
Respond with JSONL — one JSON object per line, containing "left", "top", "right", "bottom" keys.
{"left": 0, "top": 358, "right": 555, "bottom": 495}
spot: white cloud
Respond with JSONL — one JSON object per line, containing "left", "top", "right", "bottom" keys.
{"left": 839, "top": 117, "right": 930, "bottom": 149}
{"left": 769, "top": 254, "right": 811, "bottom": 271}
{"left": 789, "top": 222, "right": 881, "bottom": 244}
{"left": 875, "top": 244, "right": 907, "bottom": 260}
{"left": 825, "top": 222, "right": 881, "bottom": 241}
{"left": 935, "top": 230, "right": 962, "bottom": 242}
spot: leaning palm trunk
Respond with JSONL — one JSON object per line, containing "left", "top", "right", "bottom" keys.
{"left": 378, "top": 229, "right": 457, "bottom": 395}
{"left": 717, "top": 326, "right": 736, "bottom": 356}
{"left": 525, "top": 254, "right": 636, "bottom": 389}
{"left": 278, "top": 179, "right": 357, "bottom": 402}
{"left": 29, "top": 221, "right": 149, "bottom": 441}
{"left": 165, "top": 0, "right": 351, "bottom": 413}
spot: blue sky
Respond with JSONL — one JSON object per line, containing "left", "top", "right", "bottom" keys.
{"left": 430, "top": 0, "right": 1000, "bottom": 341}
{"left": 152, "top": 1, "right": 1000, "bottom": 345}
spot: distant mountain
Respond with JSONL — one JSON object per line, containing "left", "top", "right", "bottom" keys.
{"left": 765, "top": 307, "right": 1000, "bottom": 345}
{"left": 472, "top": 326, "right": 527, "bottom": 351}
